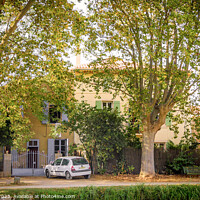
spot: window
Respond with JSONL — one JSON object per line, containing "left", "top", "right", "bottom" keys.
{"left": 160, "top": 143, "right": 164, "bottom": 148}
{"left": 155, "top": 143, "right": 165, "bottom": 148}
{"left": 28, "top": 140, "right": 39, "bottom": 147}
{"left": 72, "top": 158, "right": 88, "bottom": 166}
{"left": 96, "top": 100, "right": 120, "bottom": 111}
{"left": 54, "top": 158, "right": 62, "bottom": 166}
{"left": 42, "top": 101, "right": 68, "bottom": 124}
{"left": 54, "top": 139, "right": 66, "bottom": 156}
{"left": 49, "top": 105, "right": 61, "bottom": 123}
{"left": 102, "top": 102, "right": 113, "bottom": 109}
{"left": 62, "top": 159, "right": 69, "bottom": 166}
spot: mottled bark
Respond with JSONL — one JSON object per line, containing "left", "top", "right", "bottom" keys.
{"left": 139, "top": 130, "right": 156, "bottom": 178}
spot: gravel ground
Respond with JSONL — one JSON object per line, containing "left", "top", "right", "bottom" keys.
{"left": 0, "top": 175, "right": 200, "bottom": 189}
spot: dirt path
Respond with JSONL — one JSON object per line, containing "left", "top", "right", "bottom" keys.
{"left": 0, "top": 175, "right": 200, "bottom": 189}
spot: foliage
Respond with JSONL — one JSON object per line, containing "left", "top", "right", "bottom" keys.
{"left": 166, "top": 139, "right": 199, "bottom": 151}
{"left": 0, "top": 0, "right": 83, "bottom": 148}
{"left": 0, "top": 120, "right": 13, "bottom": 146}
{"left": 113, "top": 159, "right": 135, "bottom": 175}
{"left": 65, "top": 102, "right": 126, "bottom": 173}
{"left": 126, "top": 126, "right": 141, "bottom": 149}
{"left": 79, "top": 0, "right": 200, "bottom": 176}
{"left": 2, "top": 185, "right": 200, "bottom": 200}
{"left": 166, "top": 151, "right": 195, "bottom": 174}
{"left": 68, "top": 143, "right": 85, "bottom": 157}
{"left": 165, "top": 140, "right": 197, "bottom": 174}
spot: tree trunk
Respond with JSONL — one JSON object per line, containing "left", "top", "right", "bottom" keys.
{"left": 139, "top": 130, "right": 156, "bottom": 178}
{"left": 92, "top": 147, "right": 98, "bottom": 174}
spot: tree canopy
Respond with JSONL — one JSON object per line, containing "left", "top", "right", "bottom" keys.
{"left": 0, "top": 0, "right": 82, "bottom": 148}
{"left": 79, "top": 0, "right": 200, "bottom": 177}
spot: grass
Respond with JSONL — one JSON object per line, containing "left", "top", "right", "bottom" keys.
{"left": 1, "top": 185, "right": 200, "bottom": 200}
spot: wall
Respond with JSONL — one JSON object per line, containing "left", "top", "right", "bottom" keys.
{"left": 155, "top": 123, "right": 185, "bottom": 146}
{"left": 25, "top": 112, "right": 74, "bottom": 155}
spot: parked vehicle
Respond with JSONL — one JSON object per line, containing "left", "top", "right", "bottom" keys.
{"left": 44, "top": 156, "right": 91, "bottom": 180}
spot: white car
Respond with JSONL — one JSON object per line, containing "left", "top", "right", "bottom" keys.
{"left": 44, "top": 156, "right": 91, "bottom": 180}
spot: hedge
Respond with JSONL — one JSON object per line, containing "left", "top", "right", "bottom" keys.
{"left": 1, "top": 185, "right": 200, "bottom": 200}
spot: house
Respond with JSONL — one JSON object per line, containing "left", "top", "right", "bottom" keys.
{"left": 10, "top": 102, "right": 74, "bottom": 176}
{"left": 73, "top": 62, "right": 188, "bottom": 149}
{"left": 7, "top": 59, "right": 190, "bottom": 176}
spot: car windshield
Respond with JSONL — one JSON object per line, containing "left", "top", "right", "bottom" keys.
{"left": 72, "top": 158, "right": 88, "bottom": 166}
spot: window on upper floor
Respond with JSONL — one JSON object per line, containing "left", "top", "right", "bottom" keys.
{"left": 49, "top": 105, "right": 61, "bottom": 123}
{"left": 96, "top": 100, "right": 120, "bottom": 112}
{"left": 42, "top": 101, "right": 68, "bottom": 125}
{"left": 102, "top": 101, "right": 113, "bottom": 109}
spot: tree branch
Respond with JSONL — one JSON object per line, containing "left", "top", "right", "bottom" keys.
{"left": 0, "top": 0, "right": 35, "bottom": 49}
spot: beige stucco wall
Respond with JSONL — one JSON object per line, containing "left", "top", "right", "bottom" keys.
{"left": 155, "top": 123, "right": 185, "bottom": 146}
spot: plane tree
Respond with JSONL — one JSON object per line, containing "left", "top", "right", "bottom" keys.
{"left": 0, "top": 0, "right": 83, "bottom": 148}
{"left": 82, "top": 0, "right": 200, "bottom": 178}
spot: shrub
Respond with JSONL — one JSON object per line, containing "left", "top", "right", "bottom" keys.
{"left": 1, "top": 185, "right": 200, "bottom": 200}
{"left": 166, "top": 151, "right": 195, "bottom": 174}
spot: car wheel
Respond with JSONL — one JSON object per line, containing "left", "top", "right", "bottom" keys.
{"left": 46, "top": 170, "right": 51, "bottom": 178}
{"left": 65, "top": 171, "right": 72, "bottom": 180}
{"left": 84, "top": 175, "right": 90, "bottom": 179}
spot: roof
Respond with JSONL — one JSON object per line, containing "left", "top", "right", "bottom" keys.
{"left": 72, "top": 60, "right": 133, "bottom": 71}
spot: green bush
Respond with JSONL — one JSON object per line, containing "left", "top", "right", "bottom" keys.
{"left": 166, "top": 151, "right": 195, "bottom": 174}
{"left": 1, "top": 185, "right": 200, "bottom": 200}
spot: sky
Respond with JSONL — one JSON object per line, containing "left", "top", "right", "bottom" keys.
{"left": 68, "top": 0, "right": 89, "bottom": 66}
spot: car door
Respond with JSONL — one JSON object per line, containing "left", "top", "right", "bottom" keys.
{"left": 59, "top": 159, "right": 70, "bottom": 176}
{"left": 52, "top": 158, "right": 62, "bottom": 176}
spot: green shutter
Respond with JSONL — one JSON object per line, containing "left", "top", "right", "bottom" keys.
{"left": 114, "top": 101, "right": 120, "bottom": 112}
{"left": 95, "top": 101, "right": 102, "bottom": 109}
{"left": 165, "top": 113, "right": 171, "bottom": 126}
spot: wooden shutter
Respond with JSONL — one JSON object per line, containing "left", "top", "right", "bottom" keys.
{"left": 95, "top": 101, "right": 102, "bottom": 109}
{"left": 48, "top": 139, "right": 55, "bottom": 163}
{"left": 114, "top": 101, "right": 120, "bottom": 112}
{"left": 65, "top": 139, "right": 69, "bottom": 156}
{"left": 62, "top": 106, "right": 68, "bottom": 122}
{"left": 42, "top": 101, "right": 49, "bottom": 124}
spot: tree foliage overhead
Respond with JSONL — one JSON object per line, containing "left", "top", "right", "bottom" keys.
{"left": 0, "top": 0, "right": 83, "bottom": 148}
{"left": 85, "top": 0, "right": 200, "bottom": 126}
{"left": 81, "top": 0, "right": 200, "bottom": 177}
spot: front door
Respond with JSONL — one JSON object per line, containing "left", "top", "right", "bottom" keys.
{"left": 28, "top": 147, "right": 38, "bottom": 168}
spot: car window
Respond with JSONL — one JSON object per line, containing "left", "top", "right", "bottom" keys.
{"left": 61, "top": 159, "right": 69, "bottom": 166}
{"left": 54, "top": 158, "right": 62, "bottom": 166}
{"left": 72, "top": 158, "right": 88, "bottom": 166}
